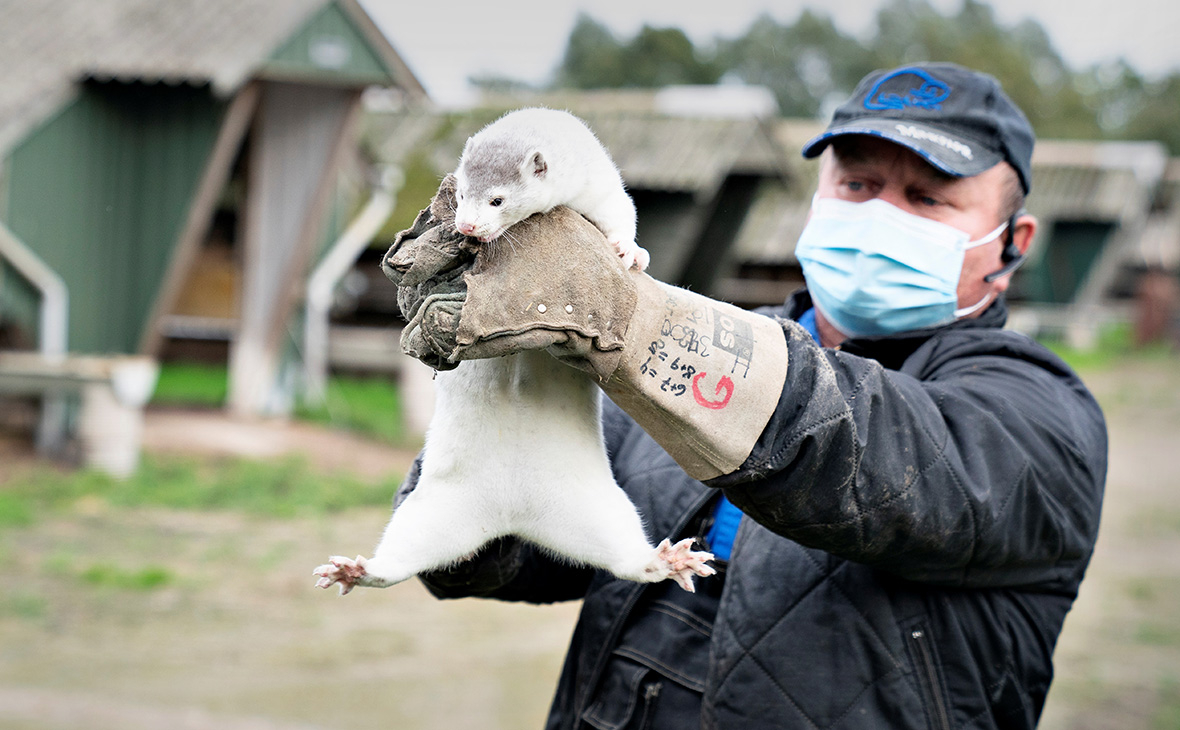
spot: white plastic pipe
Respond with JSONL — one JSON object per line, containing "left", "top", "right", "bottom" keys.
{"left": 303, "top": 166, "right": 402, "bottom": 403}
{"left": 0, "top": 219, "right": 70, "bottom": 453}
{"left": 0, "top": 219, "right": 67, "bottom": 359}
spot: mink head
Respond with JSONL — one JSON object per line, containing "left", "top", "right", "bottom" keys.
{"left": 453, "top": 135, "right": 550, "bottom": 243}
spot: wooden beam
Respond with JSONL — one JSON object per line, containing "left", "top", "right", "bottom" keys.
{"left": 265, "top": 89, "right": 364, "bottom": 355}
{"left": 337, "top": 0, "right": 427, "bottom": 98}
{"left": 227, "top": 83, "right": 362, "bottom": 416}
{"left": 137, "top": 82, "right": 261, "bottom": 356}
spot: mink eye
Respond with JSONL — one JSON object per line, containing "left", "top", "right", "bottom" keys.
{"left": 490, "top": 197, "right": 503, "bottom": 207}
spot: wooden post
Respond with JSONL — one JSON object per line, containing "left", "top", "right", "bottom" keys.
{"left": 228, "top": 82, "right": 361, "bottom": 417}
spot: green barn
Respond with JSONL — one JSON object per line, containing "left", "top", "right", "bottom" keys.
{"left": 0, "top": 0, "right": 423, "bottom": 468}
{"left": 0, "top": 0, "right": 422, "bottom": 403}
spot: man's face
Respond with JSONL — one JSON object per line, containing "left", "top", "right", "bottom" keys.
{"left": 813, "top": 136, "right": 1029, "bottom": 335}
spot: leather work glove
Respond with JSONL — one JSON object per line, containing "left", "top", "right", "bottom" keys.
{"left": 383, "top": 176, "right": 788, "bottom": 481}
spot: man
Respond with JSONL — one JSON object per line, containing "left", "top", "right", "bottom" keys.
{"left": 393, "top": 63, "right": 1108, "bottom": 729}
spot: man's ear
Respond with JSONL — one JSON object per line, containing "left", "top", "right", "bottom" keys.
{"left": 1012, "top": 212, "right": 1037, "bottom": 256}
{"left": 986, "top": 212, "right": 1038, "bottom": 288}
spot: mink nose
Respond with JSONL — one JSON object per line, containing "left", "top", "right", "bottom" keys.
{"left": 456, "top": 221, "right": 476, "bottom": 236}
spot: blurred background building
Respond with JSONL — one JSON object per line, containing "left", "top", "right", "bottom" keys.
{"left": 2, "top": 0, "right": 1179, "bottom": 476}
{"left": 0, "top": 0, "right": 423, "bottom": 473}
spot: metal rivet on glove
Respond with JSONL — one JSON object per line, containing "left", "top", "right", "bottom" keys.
{"left": 537, "top": 304, "right": 547, "bottom": 313}
{"left": 565, "top": 304, "right": 574, "bottom": 313}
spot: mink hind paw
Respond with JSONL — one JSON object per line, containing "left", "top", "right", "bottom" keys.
{"left": 647, "top": 537, "right": 716, "bottom": 593}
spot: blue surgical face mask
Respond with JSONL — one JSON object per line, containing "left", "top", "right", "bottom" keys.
{"left": 795, "top": 196, "right": 1008, "bottom": 338}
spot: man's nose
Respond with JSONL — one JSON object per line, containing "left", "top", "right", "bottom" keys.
{"left": 872, "top": 185, "right": 911, "bottom": 212}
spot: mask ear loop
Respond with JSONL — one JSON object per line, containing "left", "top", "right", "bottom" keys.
{"left": 983, "top": 209, "right": 1027, "bottom": 283}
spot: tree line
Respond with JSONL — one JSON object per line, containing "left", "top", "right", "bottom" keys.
{"left": 473, "top": 0, "right": 1180, "bottom": 154}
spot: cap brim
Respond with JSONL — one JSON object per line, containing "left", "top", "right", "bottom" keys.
{"left": 801, "top": 119, "right": 1002, "bottom": 179}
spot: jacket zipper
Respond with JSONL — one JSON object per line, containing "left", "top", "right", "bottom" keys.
{"left": 910, "top": 628, "right": 952, "bottom": 730}
{"left": 635, "top": 681, "right": 662, "bottom": 730}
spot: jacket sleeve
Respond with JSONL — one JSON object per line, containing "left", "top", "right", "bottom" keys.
{"left": 710, "top": 320, "right": 1108, "bottom": 590}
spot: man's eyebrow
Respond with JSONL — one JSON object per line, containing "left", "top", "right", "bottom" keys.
{"left": 831, "top": 141, "right": 960, "bottom": 185}
{"left": 830, "top": 142, "right": 869, "bottom": 165}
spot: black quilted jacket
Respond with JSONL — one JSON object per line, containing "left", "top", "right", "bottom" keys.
{"left": 412, "top": 293, "right": 1108, "bottom": 730}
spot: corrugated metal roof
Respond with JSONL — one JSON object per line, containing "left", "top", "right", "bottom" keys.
{"left": 1029, "top": 139, "right": 1169, "bottom": 221}
{"left": 1136, "top": 212, "right": 1180, "bottom": 270}
{"left": 366, "top": 104, "right": 791, "bottom": 197}
{"left": 730, "top": 181, "right": 812, "bottom": 264}
{"left": 0, "top": 0, "right": 422, "bottom": 155}
{"left": 583, "top": 112, "right": 769, "bottom": 196}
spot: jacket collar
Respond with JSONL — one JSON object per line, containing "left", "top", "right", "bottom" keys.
{"left": 782, "top": 289, "right": 1010, "bottom": 370}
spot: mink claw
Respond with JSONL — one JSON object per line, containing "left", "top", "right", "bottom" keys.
{"left": 313, "top": 555, "right": 371, "bottom": 595}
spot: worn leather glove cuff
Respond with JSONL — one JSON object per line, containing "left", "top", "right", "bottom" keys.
{"left": 599, "top": 273, "right": 788, "bottom": 480}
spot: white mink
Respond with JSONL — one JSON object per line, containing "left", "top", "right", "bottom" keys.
{"left": 314, "top": 111, "right": 712, "bottom": 597}
{"left": 315, "top": 350, "right": 714, "bottom": 595}
{"left": 451, "top": 107, "right": 650, "bottom": 272}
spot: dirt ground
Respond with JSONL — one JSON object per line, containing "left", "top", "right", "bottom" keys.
{"left": 0, "top": 358, "right": 1178, "bottom": 729}
{"left": 1038, "top": 361, "right": 1180, "bottom": 730}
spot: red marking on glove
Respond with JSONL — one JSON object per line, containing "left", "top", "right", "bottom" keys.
{"left": 692, "top": 372, "right": 734, "bottom": 410}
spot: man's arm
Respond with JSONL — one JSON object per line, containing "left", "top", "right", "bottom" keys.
{"left": 713, "top": 322, "right": 1107, "bottom": 590}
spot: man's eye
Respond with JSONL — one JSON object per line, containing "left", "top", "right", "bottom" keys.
{"left": 490, "top": 197, "right": 503, "bottom": 207}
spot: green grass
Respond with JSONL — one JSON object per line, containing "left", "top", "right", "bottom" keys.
{"left": 151, "top": 362, "right": 229, "bottom": 407}
{"left": 0, "top": 592, "right": 48, "bottom": 619}
{"left": 1, "top": 454, "right": 401, "bottom": 522}
{"left": 1037, "top": 322, "right": 1176, "bottom": 373}
{"left": 80, "top": 563, "right": 173, "bottom": 590}
{"left": 0, "top": 492, "right": 34, "bottom": 527}
{"left": 1156, "top": 677, "right": 1180, "bottom": 730}
{"left": 295, "top": 374, "right": 406, "bottom": 445}
{"left": 152, "top": 362, "right": 407, "bottom": 445}
{"left": 1135, "top": 622, "right": 1180, "bottom": 647}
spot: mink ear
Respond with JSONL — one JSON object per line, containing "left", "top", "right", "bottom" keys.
{"left": 527, "top": 151, "right": 547, "bottom": 179}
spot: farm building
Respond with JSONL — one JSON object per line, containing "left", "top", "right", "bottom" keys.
{"left": 0, "top": 0, "right": 423, "bottom": 471}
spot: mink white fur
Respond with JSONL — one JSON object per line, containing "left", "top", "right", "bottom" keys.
{"left": 314, "top": 109, "right": 711, "bottom": 596}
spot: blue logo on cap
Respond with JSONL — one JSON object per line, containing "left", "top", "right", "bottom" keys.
{"left": 864, "top": 68, "right": 950, "bottom": 111}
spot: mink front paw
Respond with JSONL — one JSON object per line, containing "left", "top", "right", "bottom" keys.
{"left": 612, "top": 239, "right": 650, "bottom": 272}
{"left": 313, "top": 555, "right": 370, "bottom": 596}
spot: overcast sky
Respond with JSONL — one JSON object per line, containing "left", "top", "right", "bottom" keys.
{"left": 359, "top": 0, "right": 1180, "bottom": 107}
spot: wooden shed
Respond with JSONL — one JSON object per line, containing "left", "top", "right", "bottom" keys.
{"left": 0, "top": 0, "right": 424, "bottom": 427}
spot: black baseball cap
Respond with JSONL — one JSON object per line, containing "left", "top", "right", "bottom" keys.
{"left": 801, "top": 62, "right": 1034, "bottom": 194}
